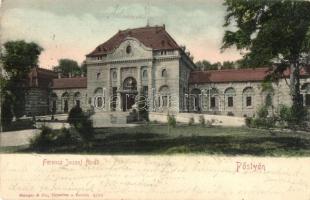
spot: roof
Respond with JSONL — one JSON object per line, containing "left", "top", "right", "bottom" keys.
{"left": 189, "top": 67, "right": 310, "bottom": 84}
{"left": 87, "top": 25, "right": 180, "bottom": 56}
{"left": 27, "top": 67, "right": 58, "bottom": 88}
{"left": 51, "top": 77, "right": 87, "bottom": 89}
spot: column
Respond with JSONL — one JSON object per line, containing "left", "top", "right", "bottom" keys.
{"left": 117, "top": 67, "right": 122, "bottom": 111}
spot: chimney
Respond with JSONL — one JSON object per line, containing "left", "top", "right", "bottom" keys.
{"left": 68, "top": 72, "right": 72, "bottom": 78}
{"left": 58, "top": 72, "right": 61, "bottom": 79}
{"left": 163, "top": 24, "right": 165, "bottom": 30}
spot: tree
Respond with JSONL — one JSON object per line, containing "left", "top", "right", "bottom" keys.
{"left": 222, "top": 61, "right": 235, "bottom": 69}
{"left": 222, "top": 0, "right": 310, "bottom": 119}
{"left": 1, "top": 40, "right": 43, "bottom": 118}
{"left": 54, "top": 59, "right": 81, "bottom": 77}
{"left": 80, "top": 60, "right": 87, "bottom": 76}
{"left": 195, "top": 60, "right": 218, "bottom": 70}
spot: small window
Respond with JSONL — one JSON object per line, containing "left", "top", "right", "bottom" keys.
{"left": 228, "top": 96, "right": 233, "bottom": 107}
{"left": 305, "top": 94, "right": 310, "bottom": 106}
{"left": 96, "top": 72, "right": 101, "bottom": 79}
{"left": 143, "top": 86, "right": 148, "bottom": 96}
{"left": 162, "top": 96, "right": 168, "bottom": 107}
{"left": 211, "top": 97, "right": 216, "bottom": 108}
{"left": 162, "top": 69, "right": 167, "bottom": 77}
{"left": 97, "top": 97, "right": 103, "bottom": 107}
{"left": 76, "top": 100, "right": 80, "bottom": 107}
{"left": 246, "top": 96, "right": 252, "bottom": 107}
{"left": 113, "top": 71, "right": 117, "bottom": 79}
{"left": 142, "top": 70, "right": 148, "bottom": 78}
{"left": 126, "top": 45, "right": 132, "bottom": 54}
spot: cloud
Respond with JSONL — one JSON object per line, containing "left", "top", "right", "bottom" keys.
{"left": 1, "top": 0, "right": 241, "bottom": 68}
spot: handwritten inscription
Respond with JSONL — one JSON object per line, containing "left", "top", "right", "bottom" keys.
{"left": 1, "top": 155, "right": 310, "bottom": 200}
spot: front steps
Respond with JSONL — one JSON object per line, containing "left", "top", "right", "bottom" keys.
{"left": 91, "top": 111, "right": 137, "bottom": 128}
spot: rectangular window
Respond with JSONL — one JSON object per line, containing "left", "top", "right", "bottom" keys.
{"left": 228, "top": 97, "right": 233, "bottom": 107}
{"left": 246, "top": 96, "right": 252, "bottom": 107}
{"left": 162, "top": 96, "right": 168, "bottom": 107}
{"left": 211, "top": 97, "right": 216, "bottom": 108}
{"left": 143, "top": 86, "right": 148, "bottom": 96}
{"left": 306, "top": 94, "right": 310, "bottom": 106}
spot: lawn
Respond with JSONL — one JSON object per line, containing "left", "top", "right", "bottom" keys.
{"left": 2, "top": 124, "right": 310, "bottom": 156}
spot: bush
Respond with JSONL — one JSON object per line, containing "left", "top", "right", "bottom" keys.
{"left": 1, "top": 96, "right": 13, "bottom": 130}
{"left": 257, "top": 105, "right": 269, "bottom": 118}
{"left": 199, "top": 115, "right": 205, "bottom": 126}
{"left": 55, "top": 127, "right": 78, "bottom": 145}
{"left": 29, "top": 126, "right": 56, "bottom": 151}
{"left": 68, "top": 106, "right": 94, "bottom": 143}
{"left": 245, "top": 117, "right": 253, "bottom": 128}
{"left": 188, "top": 117, "right": 194, "bottom": 126}
{"left": 167, "top": 115, "right": 176, "bottom": 128}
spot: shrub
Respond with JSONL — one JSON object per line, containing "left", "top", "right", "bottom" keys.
{"left": 188, "top": 117, "right": 194, "bottom": 126}
{"left": 199, "top": 115, "right": 205, "bottom": 126}
{"left": 1, "top": 96, "right": 13, "bottom": 130}
{"left": 245, "top": 117, "right": 253, "bottom": 127}
{"left": 68, "top": 106, "right": 94, "bottom": 143}
{"left": 55, "top": 127, "right": 78, "bottom": 145}
{"left": 29, "top": 126, "right": 56, "bottom": 151}
{"left": 167, "top": 115, "right": 176, "bottom": 128}
{"left": 257, "top": 105, "right": 269, "bottom": 118}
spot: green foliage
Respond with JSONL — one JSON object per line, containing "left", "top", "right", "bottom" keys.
{"left": 1, "top": 40, "right": 43, "bottom": 118}
{"left": 54, "top": 59, "right": 82, "bottom": 77}
{"left": 167, "top": 115, "right": 176, "bottom": 128}
{"left": 1, "top": 40, "right": 43, "bottom": 77}
{"left": 29, "top": 126, "right": 56, "bottom": 151}
{"left": 222, "top": 61, "right": 235, "bottom": 69}
{"left": 67, "top": 106, "right": 94, "bottom": 142}
{"left": 257, "top": 105, "right": 269, "bottom": 118}
{"left": 195, "top": 60, "right": 217, "bottom": 70}
{"left": 222, "top": 0, "right": 310, "bottom": 110}
{"left": 199, "top": 115, "right": 205, "bottom": 126}
{"left": 188, "top": 117, "right": 194, "bottom": 126}
{"left": 1, "top": 94, "right": 13, "bottom": 129}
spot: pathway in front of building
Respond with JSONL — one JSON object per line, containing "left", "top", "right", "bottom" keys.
{"left": 0, "top": 129, "right": 39, "bottom": 147}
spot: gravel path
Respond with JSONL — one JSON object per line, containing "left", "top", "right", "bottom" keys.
{"left": 0, "top": 129, "right": 39, "bottom": 147}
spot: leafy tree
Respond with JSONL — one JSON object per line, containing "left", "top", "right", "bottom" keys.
{"left": 222, "top": 0, "right": 310, "bottom": 120}
{"left": 80, "top": 60, "right": 87, "bottom": 76}
{"left": 195, "top": 60, "right": 217, "bottom": 70}
{"left": 222, "top": 61, "right": 235, "bottom": 69}
{"left": 67, "top": 106, "right": 94, "bottom": 143}
{"left": 54, "top": 59, "right": 81, "bottom": 77}
{"left": 1, "top": 40, "right": 43, "bottom": 118}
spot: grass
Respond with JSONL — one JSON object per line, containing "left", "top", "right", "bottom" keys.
{"left": 2, "top": 125, "right": 310, "bottom": 156}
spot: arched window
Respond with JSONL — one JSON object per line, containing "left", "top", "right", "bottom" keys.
{"left": 61, "top": 92, "right": 69, "bottom": 113}
{"left": 112, "top": 71, "right": 117, "bottom": 79}
{"left": 159, "top": 85, "right": 170, "bottom": 108}
{"left": 301, "top": 83, "right": 310, "bottom": 106}
{"left": 142, "top": 69, "right": 148, "bottom": 79}
{"left": 190, "top": 88, "right": 202, "bottom": 111}
{"left": 74, "top": 92, "right": 81, "bottom": 107}
{"left": 126, "top": 45, "right": 132, "bottom": 54}
{"left": 224, "top": 87, "right": 236, "bottom": 108}
{"left": 162, "top": 69, "right": 167, "bottom": 77}
{"left": 123, "top": 77, "right": 137, "bottom": 90}
{"left": 94, "top": 87, "right": 104, "bottom": 109}
{"left": 96, "top": 72, "right": 101, "bottom": 79}
{"left": 243, "top": 87, "right": 254, "bottom": 108}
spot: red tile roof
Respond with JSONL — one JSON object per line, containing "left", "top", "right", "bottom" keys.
{"left": 189, "top": 67, "right": 310, "bottom": 84}
{"left": 87, "top": 26, "right": 180, "bottom": 56}
{"left": 52, "top": 77, "right": 87, "bottom": 89}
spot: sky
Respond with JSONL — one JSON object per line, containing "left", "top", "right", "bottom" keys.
{"left": 0, "top": 0, "right": 242, "bottom": 69}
